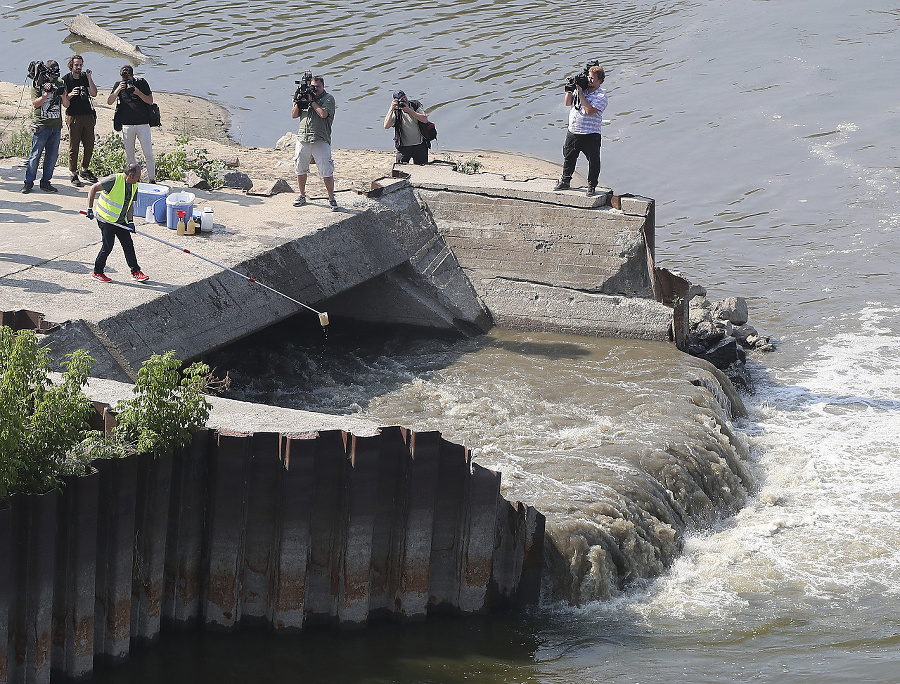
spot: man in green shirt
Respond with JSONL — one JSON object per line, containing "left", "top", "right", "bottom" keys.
{"left": 85, "top": 163, "right": 149, "bottom": 282}
{"left": 291, "top": 75, "right": 338, "bottom": 211}
{"left": 23, "top": 60, "right": 65, "bottom": 193}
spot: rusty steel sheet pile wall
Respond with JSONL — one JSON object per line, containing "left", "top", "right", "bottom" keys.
{"left": 0, "top": 426, "right": 544, "bottom": 684}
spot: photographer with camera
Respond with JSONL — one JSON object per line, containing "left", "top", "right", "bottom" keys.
{"left": 383, "top": 89, "right": 430, "bottom": 165}
{"left": 63, "top": 55, "right": 98, "bottom": 188}
{"left": 291, "top": 73, "right": 338, "bottom": 211}
{"left": 554, "top": 62, "right": 607, "bottom": 197}
{"left": 22, "top": 59, "right": 65, "bottom": 193}
{"left": 107, "top": 65, "right": 156, "bottom": 183}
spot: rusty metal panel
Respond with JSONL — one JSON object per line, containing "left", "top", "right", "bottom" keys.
{"left": 8, "top": 491, "right": 58, "bottom": 684}
{"left": 239, "top": 433, "right": 282, "bottom": 625}
{"left": 131, "top": 451, "right": 173, "bottom": 643}
{"left": 203, "top": 432, "right": 252, "bottom": 630}
{"left": 428, "top": 436, "right": 468, "bottom": 612}
{"left": 51, "top": 470, "right": 99, "bottom": 680}
{"left": 457, "top": 463, "right": 500, "bottom": 613}
{"left": 487, "top": 499, "right": 520, "bottom": 606}
{"left": 272, "top": 435, "right": 315, "bottom": 632}
{"left": 393, "top": 430, "right": 440, "bottom": 619}
{"left": 0, "top": 502, "right": 8, "bottom": 684}
{"left": 338, "top": 434, "right": 380, "bottom": 626}
{"left": 518, "top": 504, "right": 545, "bottom": 607}
{"left": 92, "top": 456, "right": 137, "bottom": 664}
{"left": 366, "top": 427, "right": 409, "bottom": 618}
{"left": 303, "top": 430, "right": 348, "bottom": 624}
{"left": 163, "top": 430, "right": 210, "bottom": 628}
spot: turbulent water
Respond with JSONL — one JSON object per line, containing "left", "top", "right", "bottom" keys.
{"left": 3, "top": 0, "right": 900, "bottom": 681}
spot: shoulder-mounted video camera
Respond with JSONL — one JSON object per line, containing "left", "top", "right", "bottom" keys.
{"left": 27, "top": 60, "right": 64, "bottom": 97}
{"left": 564, "top": 60, "right": 600, "bottom": 92}
{"left": 293, "top": 71, "right": 316, "bottom": 109}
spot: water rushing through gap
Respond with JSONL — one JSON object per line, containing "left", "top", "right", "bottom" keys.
{"left": 206, "top": 324, "right": 753, "bottom": 604}
{"left": 3, "top": 0, "right": 900, "bottom": 680}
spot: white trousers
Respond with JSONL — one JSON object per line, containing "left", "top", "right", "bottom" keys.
{"left": 121, "top": 124, "right": 156, "bottom": 181}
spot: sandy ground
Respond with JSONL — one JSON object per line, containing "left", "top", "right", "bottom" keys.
{"left": 0, "top": 80, "right": 561, "bottom": 194}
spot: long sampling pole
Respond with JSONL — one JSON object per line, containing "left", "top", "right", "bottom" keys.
{"left": 80, "top": 211, "right": 329, "bottom": 328}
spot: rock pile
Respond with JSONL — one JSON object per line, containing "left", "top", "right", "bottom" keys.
{"left": 687, "top": 290, "right": 775, "bottom": 392}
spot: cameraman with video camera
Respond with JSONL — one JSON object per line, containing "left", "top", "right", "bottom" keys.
{"left": 23, "top": 59, "right": 66, "bottom": 193}
{"left": 554, "top": 62, "right": 607, "bottom": 197}
{"left": 291, "top": 73, "right": 338, "bottom": 211}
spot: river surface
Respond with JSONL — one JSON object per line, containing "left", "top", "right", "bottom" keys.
{"left": 3, "top": 1, "right": 900, "bottom": 682}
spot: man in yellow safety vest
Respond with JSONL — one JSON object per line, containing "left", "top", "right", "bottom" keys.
{"left": 86, "top": 162, "right": 149, "bottom": 282}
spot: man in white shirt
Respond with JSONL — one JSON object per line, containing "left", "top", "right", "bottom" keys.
{"left": 554, "top": 64, "right": 607, "bottom": 197}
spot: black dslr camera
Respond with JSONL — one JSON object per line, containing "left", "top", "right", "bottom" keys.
{"left": 27, "top": 60, "right": 64, "bottom": 97}
{"left": 293, "top": 71, "right": 316, "bottom": 109}
{"left": 565, "top": 60, "right": 600, "bottom": 92}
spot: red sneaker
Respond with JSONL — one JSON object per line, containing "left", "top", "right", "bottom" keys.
{"left": 131, "top": 270, "right": 149, "bottom": 281}
{"left": 91, "top": 272, "right": 111, "bottom": 282}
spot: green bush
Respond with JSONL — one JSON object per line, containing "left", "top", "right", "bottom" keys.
{"left": 0, "top": 327, "right": 96, "bottom": 498}
{"left": 89, "top": 133, "right": 128, "bottom": 177}
{"left": 108, "top": 351, "right": 212, "bottom": 458}
{"left": 1, "top": 326, "right": 215, "bottom": 498}
{"left": 453, "top": 157, "right": 483, "bottom": 175}
{"left": 0, "top": 124, "right": 32, "bottom": 159}
{"left": 89, "top": 132, "right": 225, "bottom": 189}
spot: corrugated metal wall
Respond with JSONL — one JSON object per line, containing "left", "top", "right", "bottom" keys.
{"left": 0, "top": 423, "right": 544, "bottom": 683}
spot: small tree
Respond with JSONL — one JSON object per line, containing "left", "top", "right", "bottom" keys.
{"left": 111, "top": 351, "right": 213, "bottom": 457}
{"left": 0, "top": 327, "right": 96, "bottom": 498}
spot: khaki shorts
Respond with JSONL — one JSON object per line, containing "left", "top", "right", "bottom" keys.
{"left": 293, "top": 139, "right": 334, "bottom": 177}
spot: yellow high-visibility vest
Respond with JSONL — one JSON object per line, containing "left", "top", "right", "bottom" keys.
{"left": 95, "top": 174, "right": 135, "bottom": 225}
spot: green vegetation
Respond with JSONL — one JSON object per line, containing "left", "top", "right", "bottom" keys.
{"left": 0, "top": 328, "right": 94, "bottom": 498}
{"left": 0, "top": 124, "right": 32, "bottom": 158}
{"left": 89, "top": 132, "right": 226, "bottom": 188}
{"left": 452, "top": 157, "right": 483, "bottom": 175}
{"left": 111, "top": 351, "right": 212, "bottom": 458}
{"left": 1, "top": 327, "right": 214, "bottom": 499}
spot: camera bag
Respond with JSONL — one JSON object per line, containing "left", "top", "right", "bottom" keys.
{"left": 147, "top": 103, "right": 161, "bottom": 127}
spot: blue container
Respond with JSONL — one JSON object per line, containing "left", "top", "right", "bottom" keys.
{"left": 151, "top": 197, "right": 167, "bottom": 223}
{"left": 165, "top": 192, "right": 196, "bottom": 230}
{"left": 134, "top": 183, "right": 169, "bottom": 221}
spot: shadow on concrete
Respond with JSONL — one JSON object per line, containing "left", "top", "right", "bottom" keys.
{"left": 0, "top": 274, "right": 91, "bottom": 295}
{"left": 0, "top": 253, "right": 89, "bottom": 272}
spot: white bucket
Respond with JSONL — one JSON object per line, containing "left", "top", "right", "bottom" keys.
{"left": 165, "top": 192, "right": 196, "bottom": 231}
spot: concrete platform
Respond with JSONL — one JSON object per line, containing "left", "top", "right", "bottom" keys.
{"left": 0, "top": 162, "right": 359, "bottom": 323}
{"left": 2, "top": 159, "right": 676, "bottom": 382}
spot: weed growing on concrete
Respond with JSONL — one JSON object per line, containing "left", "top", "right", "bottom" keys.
{"left": 453, "top": 157, "right": 483, "bottom": 175}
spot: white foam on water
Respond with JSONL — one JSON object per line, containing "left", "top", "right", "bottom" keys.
{"left": 614, "top": 305, "right": 900, "bottom": 626}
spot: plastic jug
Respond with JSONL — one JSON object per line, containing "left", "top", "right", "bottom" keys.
{"left": 201, "top": 207, "right": 213, "bottom": 233}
